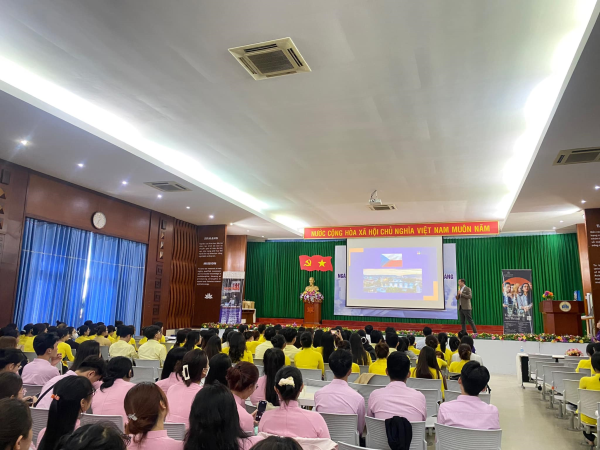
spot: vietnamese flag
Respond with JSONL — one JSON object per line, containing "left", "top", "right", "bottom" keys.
{"left": 299, "top": 255, "right": 333, "bottom": 272}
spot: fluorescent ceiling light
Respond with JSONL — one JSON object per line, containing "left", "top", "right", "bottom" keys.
{"left": 77, "top": 163, "right": 84, "bottom": 168}
{"left": 157, "top": 194, "right": 162, "bottom": 198}
{"left": 186, "top": 206, "right": 191, "bottom": 209}
{"left": 20, "top": 139, "right": 28, "bottom": 145}
{"left": 209, "top": 215, "right": 214, "bottom": 219}
{"left": 121, "top": 181, "right": 128, "bottom": 185}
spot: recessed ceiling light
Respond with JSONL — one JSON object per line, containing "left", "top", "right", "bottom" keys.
{"left": 157, "top": 194, "right": 162, "bottom": 198}
{"left": 121, "top": 181, "right": 128, "bottom": 185}
{"left": 247, "top": 230, "right": 250, "bottom": 232}
{"left": 553, "top": 227, "right": 556, "bottom": 229}
{"left": 596, "top": 186, "right": 600, "bottom": 190}
{"left": 20, "top": 140, "right": 28, "bottom": 145}
{"left": 209, "top": 215, "right": 214, "bottom": 219}
{"left": 77, "top": 163, "right": 84, "bottom": 168}
{"left": 560, "top": 220, "right": 563, "bottom": 222}
{"left": 186, "top": 206, "right": 191, "bottom": 209}
{"left": 229, "top": 223, "right": 233, "bottom": 226}
{"left": 581, "top": 200, "right": 586, "bottom": 203}
{"left": 262, "top": 236, "right": 265, "bottom": 238}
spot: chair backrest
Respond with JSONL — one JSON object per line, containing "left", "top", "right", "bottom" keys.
{"left": 299, "top": 368, "right": 322, "bottom": 381}
{"left": 320, "top": 413, "right": 359, "bottom": 445}
{"left": 100, "top": 346, "right": 109, "bottom": 360}
{"left": 24, "top": 352, "right": 37, "bottom": 363}
{"left": 30, "top": 407, "right": 49, "bottom": 444}
{"left": 135, "top": 359, "right": 161, "bottom": 368}
{"left": 542, "top": 364, "right": 568, "bottom": 384}
{"left": 578, "top": 389, "right": 600, "bottom": 420}
{"left": 349, "top": 383, "right": 385, "bottom": 410}
{"left": 254, "top": 358, "right": 263, "bottom": 366}
{"left": 443, "top": 391, "right": 491, "bottom": 405}
{"left": 131, "top": 366, "right": 156, "bottom": 384}
{"left": 365, "top": 416, "right": 426, "bottom": 450}
{"left": 325, "top": 370, "right": 334, "bottom": 381}
{"left": 359, "top": 365, "right": 370, "bottom": 374}
{"left": 245, "top": 403, "right": 257, "bottom": 414}
{"left": 446, "top": 379, "right": 460, "bottom": 392}
{"left": 552, "top": 371, "right": 585, "bottom": 393}
{"left": 564, "top": 379, "right": 581, "bottom": 406}
{"left": 23, "top": 384, "right": 43, "bottom": 397}
{"left": 348, "top": 372, "right": 360, "bottom": 383}
{"left": 368, "top": 375, "right": 390, "bottom": 385}
{"left": 257, "top": 365, "right": 265, "bottom": 377}
{"left": 580, "top": 368, "right": 592, "bottom": 376}
{"left": 80, "top": 413, "right": 124, "bottom": 432}
{"left": 305, "top": 379, "right": 330, "bottom": 388}
{"left": 415, "top": 388, "right": 439, "bottom": 418}
{"left": 165, "top": 343, "right": 175, "bottom": 352}
{"left": 324, "top": 363, "right": 330, "bottom": 372}
{"left": 533, "top": 360, "right": 556, "bottom": 377}
{"left": 407, "top": 378, "right": 442, "bottom": 401}
{"left": 164, "top": 422, "right": 186, "bottom": 441}
{"left": 435, "top": 423, "right": 502, "bottom": 450}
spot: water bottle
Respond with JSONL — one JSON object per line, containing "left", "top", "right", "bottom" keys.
{"left": 520, "top": 345, "right": 524, "bottom": 353}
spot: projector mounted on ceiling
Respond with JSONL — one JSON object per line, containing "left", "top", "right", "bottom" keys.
{"left": 228, "top": 37, "right": 311, "bottom": 80}
{"left": 553, "top": 147, "right": 600, "bottom": 165}
{"left": 367, "top": 190, "right": 396, "bottom": 211}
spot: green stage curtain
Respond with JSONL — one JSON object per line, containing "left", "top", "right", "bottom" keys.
{"left": 246, "top": 234, "right": 582, "bottom": 333}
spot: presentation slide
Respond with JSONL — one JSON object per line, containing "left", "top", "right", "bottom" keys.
{"left": 346, "top": 237, "right": 444, "bottom": 309}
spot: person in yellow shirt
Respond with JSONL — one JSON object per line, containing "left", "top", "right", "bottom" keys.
{"left": 369, "top": 342, "right": 389, "bottom": 375}
{"left": 227, "top": 332, "right": 254, "bottom": 364}
{"left": 107, "top": 325, "right": 118, "bottom": 344}
{"left": 175, "top": 329, "right": 190, "bottom": 348}
{"left": 56, "top": 328, "right": 75, "bottom": 370}
{"left": 24, "top": 324, "right": 47, "bottom": 353}
{"left": 294, "top": 331, "right": 325, "bottom": 376}
{"left": 245, "top": 331, "right": 261, "bottom": 355}
{"left": 19, "top": 324, "right": 34, "bottom": 348}
{"left": 75, "top": 325, "right": 91, "bottom": 344}
{"left": 313, "top": 330, "right": 324, "bottom": 354}
{"left": 270, "top": 334, "right": 291, "bottom": 365}
{"left": 256, "top": 324, "right": 267, "bottom": 344}
{"left": 425, "top": 335, "right": 448, "bottom": 369}
{"left": 109, "top": 325, "right": 138, "bottom": 360}
{"left": 138, "top": 325, "right": 167, "bottom": 365}
{"left": 407, "top": 335, "right": 421, "bottom": 356}
{"left": 137, "top": 322, "right": 167, "bottom": 346}
{"left": 449, "top": 344, "right": 473, "bottom": 374}
{"left": 579, "top": 352, "right": 600, "bottom": 444}
{"left": 410, "top": 346, "right": 447, "bottom": 396}
{"left": 255, "top": 328, "right": 276, "bottom": 360}
{"left": 350, "top": 333, "right": 373, "bottom": 367}
{"left": 576, "top": 343, "right": 600, "bottom": 373}
{"left": 448, "top": 336, "right": 460, "bottom": 363}
{"left": 437, "top": 333, "right": 453, "bottom": 364}
{"left": 335, "top": 340, "right": 361, "bottom": 373}
{"left": 94, "top": 325, "right": 113, "bottom": 347}
{"left": 183, "top": 331, "right": 202, "bottom": 352}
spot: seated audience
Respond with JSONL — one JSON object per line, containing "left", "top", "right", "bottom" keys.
{"left": 56, "top": 328, "right": 75, "bottom": 369}
{"left": 0, "top": 348, "right": 27, "bottom": 374}
{"left": 411, "top": 346, "right": 447, "bottom": 394}
{"left": 250, "top": 436, "right": 302, "bottom": 450}
{"left": 19, "top": 323, "right": 34, "bottom": 348}
{"left": 437, "top": 332, "right": 453, "bottom": 363}
{"left": 175, "top": 329, "right": 189, "bottom": 348}
{"left": 281, "top": 328, "right": 300, "bottom": 362}
{"left": 576, "top": 343, "right": 600, "bottom": 373}
{"left": 36, "top": 355, "right": 106, "bottom": 409}
{"left": 92, "top": 357, "right": 134, "bottom": 420}
{"left": 251, "top": 348, "right": 285, "bottom": 406}
{"left": 227, "top": 362, "right": 260, "bottom": 432}
{"left": 357, "top": 329, "right": 376, "bottom": 361}
{"left": 369, "top": 342, "right": 389, "bottom": 375}
{"left": 415, "top": 326, "right": 433, "bottom": 350}
{"left": 314, "top": 349, "right": 365, "bottom": 433}
{"left": 109, "top": 326, "right": 138, "bottom": 360}
{"left": 271, "top": 334, "right": 291, "bottom": 365}
{"left": 222, "top": 328, "right": 234, "bottom": 349}
{"left": 451, "top": 336, "right": 483, "bottom": 365}
{"left": 386, "top": 332, "right": 399, "bottom": 353}
{"left": 24, "top": 323, "right": 47, "bottom": 352}
{"left": 21, "top": 332, "right": 62, "bottom": 385}
{"left": 56, "top": 423, "right": 127, "bottom": 450}
{"left": 437, "top": 361, "right": 499, "bottom": 430}
{"left": 294, "top": 327, "right": 305, "bottom": 348}
{"left": 204, "top": 334, "right": 222, "bottom": 360}
{"left": 156, "top": 347, "right": 187, "bottom": 393}
{"left": 0, "top": 336, "right": 18, "bottom": 349}
{"left": 75, "top": 325, "right": 91, "bottom": 344}
{"left": 107, "top": 325, "right": 118, "bottom": 344}
{"left": 185, "top": 382, "right": 260, "bottom": 450}
{"left": 320, "top": 332, "right": 335, "bottom": 365}
{"left": 166, "top": 349, "right": 208, "bottom": 428}
{"left": 205, "top": 353, "right": 232, "bottom": 386}
{"left": 350, "top": 333, "right": 372, "bottom": 367}
{"left": 449, "top": 344, "right": 473, "bottom": 374}
{"left": 0, "top": 372, "right": 25, "bottom": 400}
{"left": 245, "top": 330, "right": 260, "bottom": 354}
{"left": 255, "top": 327, "right": 277, "bottom": 359}
{"left": 0, "top": 397, "right": 33, "bottom": 450}
{"left": 424, "top": 335, "right": 448, "bottom": 368}
{"left": 183, "top": 331, "right": 201, "bottom": 352}
{"left": 225, "top": 332, "right": 254, "bottom": 364}
{"left": 125, "top": 382, "right": 182, "bottom": 450}
{"left": 368, "top": 352, "right": 427, "bottom": 421}
{"left": 137, "top": 322, "right": 167, "bottom": 346}
{"left": 66, "top": 327, "right": 80, "bottom": 350}
{"left": 72, "top": 340, "right": 101, "bottom": 368}
{"left": 138, "top": 326, "right": 167, "bottom": 365}
{"left": 259, "top": 366, "right": 330, "bottom": 438}
{"left": 448, "top": 336, "right": 460, "bottom": 361}
{"left": 257, "top": 324, "right": 267, "bottom": 343}
{"left": 312, "top": 329, "right": 324, "bottom": 354}
{"left": 37, "top": 376, "right": 95, "bottom": 450}
{"left": 294, "top": 332, "right": 325, "bottom": 376}
{"left": 407, "top": 334, "right": 420, "bottom": 356}
{"left": 579, "top": 352, "right": 600, "bottom": 444}
{"left": 94, "top": 325, "right": 112, "bottom": 347}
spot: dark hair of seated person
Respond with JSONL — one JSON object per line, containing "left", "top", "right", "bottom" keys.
{"left": 249, "top": 436, "right": 303, "bottom": 450}
{"left": 458, "top": 343, "right": 472, "bottom": 362}
{"left": 328, "top": 348, "right": 353, "bottom": 379}
{"left": 271, "top": 334, "right": 286, "bottom": 350}
{"left": 422, "top": 327, "right": 432, "bottom": 336}
{"left": 204, "top": 353, "right": 232, "bottom": 386}
{"left": 375, "top": 342, "right": 389, "bottom": 360}
{"left": 299, "top": 332, "right": 312, "bottom": 349}
{"left": 55, "top": 423, "right": 127, "bottom": 450}
{"left": 274, "top": 366, "right": 303, "bottom": 404}
{"left": 449, "top": 336, "right": 460, "bottom": 352}
{"left": 592, "top": 352, "right": 600, "bottom": 373}
{"left": 460, "top": 361, "right": 490, "bottom": 396}
{"left": 370, "top": 330, "right": 383, "bottom": 345}
{"left": 424, "top": 335, "right": 439, "bottom": 350}
{"left": 386, "top": 351, "right": 411, "bottom": 382}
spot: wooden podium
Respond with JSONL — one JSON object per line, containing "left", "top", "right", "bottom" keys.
{"left": 541, "top": 300, "right": 584, "bottom": 336}
{"left": 304, "top": 302, "right": 322, "bottom": 326}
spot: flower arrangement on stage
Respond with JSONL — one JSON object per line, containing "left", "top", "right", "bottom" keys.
{"left": 300, "top": 291, "right": 324, "bottom": 304}
{"left": 566, "top": 348, "right": 583, "bottom": 356}
{"left": 542, "top": 291, "right": 554, "bottom": 300}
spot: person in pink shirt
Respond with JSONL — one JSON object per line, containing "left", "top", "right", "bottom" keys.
{"left": 124, "top": 383, "right": 183, "bottom": 450}
{"left": 36, "top": 355, "right": 106, "bottom": 409}
{"left": 21, "top": 333, "right": 62, "bottom": 385}
{"left": 250, "top": 348, "right": 285, "bottom": 406}
{"left": 314, "top": 349, "right": 365, "bottom": 433}
{"left": 226, "top": 361, "right": 259, "bottom": 432}
{"left": 367, "top": 352, "right": 427, "bottom": 422}
{"left": 437, "top": 361, "right": 499, "bottom": 430}
{"left": 259, "top": 366, "right": 330, "bottom": 439}
{"left": 165, "top": 349, "right": 208, "bottom": 428}
{"left": 92, "top": 357, "right": 135, "bottom": 420}
{"left": 37, "top": 376, "right": 95, "bottom": 450}
{"left": 156, "top": 347, "right": 187, "bottom": 393}
{"left": 58, "top": 422, "right": 128, "bottom": 450}
{"left": 185, "top": 382, "right": 262, "bottom": 450}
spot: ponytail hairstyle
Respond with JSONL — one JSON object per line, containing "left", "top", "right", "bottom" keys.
{"left": 56, "top": 423, "right": 127, "bottom": 450}
{"left": 274, "top": 366, "right": 303, "bottom": 404}
{"left": 38, "top": 376, "right": 95, "bottom": 450}
{"left": 414, "top": 346, "right": 441, "bottom": 380}
{"left": 226, "top": 362, "right": 259, "bottom": 394}
{"left": 77, "top": 325, "right": 90, "bottom": 337}
{"left": 204, "top": 334, "right": 222, "bottom": 361}
{"left": 176, "top": 329, "right": 190, "bottom": 347}
{"left": 349, "top": 333, "right": 369, "bottom": 366}
{"left": 313, "top": 329, "right": 324, "bottom": 347}
{"left": 179, "top": 349, "right": 208, "bottom": 387}
{"left": 228, "top": 332, "right": 247, "bottom": 364}
{"left": 124, "top": 383, "right": 168, "bottom": 446}
{"left": 160, "top": 347, "right": 187, "bottom": 381}
{"left": 101, "top": 357, "right": 133, "bottom": 392}
{"left": 321, "top": 332, "right": 335, "bottom": 364}
{"left": 72, "top": 340, "right": 101, "bottom": 371}
{"left": 438, "top": 333, "right": 448, "bottom": 353}
{"left": 22, "top": 323, "right": 34, "bottom": 337}
{"left": 183, "top": 331, "right": 200, "bottom": 352}
{"left": 263, "top": 348, "right": 285, "bottom": 406}
{"left": 458, "top": 343, "right": 472, "bottom": 361}
{"left": 0, "top": 398, "right": 32, "bottom": 450}
{"left": 449, "top": 336, "right": 460, "bottom": 352}
{"left": 204, "top": 353, "right": 232, "bottom": 386}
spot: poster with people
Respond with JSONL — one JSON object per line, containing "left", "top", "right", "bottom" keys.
{"left": 501, "top": 269, "right": 534, "bottom": 334}
{"left": 219, "top": 271, "right": 245, "bottom": 324}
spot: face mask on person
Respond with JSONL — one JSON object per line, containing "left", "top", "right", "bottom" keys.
{"left": 72, "top": 332, "right": 78, "bottom": 339}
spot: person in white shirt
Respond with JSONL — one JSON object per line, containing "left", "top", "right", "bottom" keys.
{"left": 415, "top": 327, "right": 433, "bottom": 350}
{"left": 450, "top": 335, "right": 483, "bottom": 365}
{"left": 254, "top": 327, "right": 276, "bottom": 360}
{"left": 138, "top": 326, "right": 167, "bottom": 365}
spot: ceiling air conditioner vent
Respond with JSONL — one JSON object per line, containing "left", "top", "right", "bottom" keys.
{"left": 144, "top": 181, "right": 191, "bottom": 193}
{"left": 229, "top": 37, "right": 311, "bottom": 80}
{"left": 368, "top": 204, "right": 397, "bottom": 211}
{"left": 553, "top": 147, "right": 600, "bottom": 165}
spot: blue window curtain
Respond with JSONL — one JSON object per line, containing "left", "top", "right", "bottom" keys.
{"left": 15, "top": 218, "right": 146, "bottom": 329}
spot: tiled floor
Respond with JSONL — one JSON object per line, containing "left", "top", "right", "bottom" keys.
{"left": 425, "top": 374, "right": 591, "bottom": 449}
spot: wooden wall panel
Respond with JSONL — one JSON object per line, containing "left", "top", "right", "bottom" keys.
{"left": 585, "top": 209, "right": 600, "bottom": 323}
{"left": 0, "top": 161, "right": 29, "bottom": 325}
{"left": 224, "top": 235, "right": 247, "bottom": 272}
{"left": 168, "top": 220, "right": 198, "bottom": 328}
{"left": 577, "top": 223, "right": 592, "bottom": 311}
{"left": 26, "top": 173, "right": 151, "bottom": 243}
